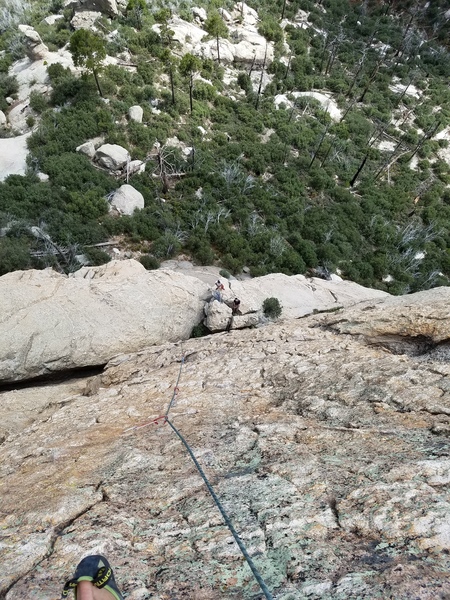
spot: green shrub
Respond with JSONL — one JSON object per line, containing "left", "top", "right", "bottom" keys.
{"left": 191, "top": 322, "right": 209, "bottom": 338}
{"left": 0, "top": 237, "right": 31, "bottom": 275}
{"left": 83, "top": 246, "right": 111, "bottom": 265}
{"left": 263, "top": 297, "right": 282, "bottom": 319}
{"left": 219, "top": 268, "right": 231, "bottom": 279}
{"left": 29, "top": 91, "right": 48, "bottom": 113}
{"left": 139, "top": 254, "right": 160, "bottom": 270}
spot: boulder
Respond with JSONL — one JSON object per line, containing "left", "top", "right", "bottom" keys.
{"left": 200, "top": 38, "right": 235, "bottom": 63}
{"left": 76, "top": 140, "right": 96, "bottom": 159}
{"left": 95, "top": 143, "right": 130, "bottom": 170}
{"left": 192, "top": 6, "right": 207, "bottom": 21}
{"left": 152, "top": 17, "right": 207, "bottom": 49}
{"left": 0, "top": 110, "right": 6, "bottom": 127}
{"left": 110, "top": 184, "right": 144, "bottom": 215}
{"left": 0, "top": 261, "right": 209, "bottom": 382}
{"left": 128, "top": 105, "right": 143, "bottom": 123}
{"left": 205, "top": 299, "right": 233, "bottom": 332}
{"left": 219, "top": 8, "right": 233, "bottom": 22}
{"left": 127, "top": 159, "right": 146, "bottom": 175}
{"left": 43, "top": 15, "right": 64, "bottom": 25}
{"left": 231, "top": 2, "right": 259, "bottom": 26}
{"left": 18, "top": 25, "right": 48, "bottom": 61}
{"left": 70, "top": 10, "right": 102, "bottom": 29}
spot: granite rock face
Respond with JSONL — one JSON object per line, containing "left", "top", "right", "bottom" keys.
{"left": 0, "top": 261, "right": 209, "bottom": 382}
{"left": 0, "top": 262, "right": 388, "bottom": 382}
{"left": 1, "top": 289, "right": 450, "bottom": 598}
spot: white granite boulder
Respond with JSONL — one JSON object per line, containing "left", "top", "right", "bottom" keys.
{"left": 95, "top": 143, "right": 130, "bottom": 170}
{"left": 43, "top": 15, "right": 64, "bottom": 25}
{"left": 0, "top": 261, "right": 209, "bottom": 382}
{"left": 76, "top": 140, "right": 96, "bottom": 159}
{"left": 0, "top": 110, "right": 6, "bottom": 127}
{"left": 128, "top": 105, "right": 143, "bottom": 123}
{"left": 205, "top": 299, "right": 233, "bottom": 332}
{"left": 192, "top": 6, "right": 207, "bottom": 21}
{"left": 71, "top": 11, "right": 102, "bottom": 29}
{"left": 127, "top": 159, "right": 146, "bottom": 175}
{"left": 110, "top": 184, "right": 144, "bottom": 215}
{"left": 18, "top": 25, "right": 49, "bottom": 60}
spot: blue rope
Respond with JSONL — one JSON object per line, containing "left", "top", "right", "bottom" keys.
{"left": 165, "top": 418, "right": 274, "bottom": 600}
{"left": 165, "top": 352, "right": 185, "bottom": 417}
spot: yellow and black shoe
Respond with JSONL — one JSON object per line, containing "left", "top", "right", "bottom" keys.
{"left": 61, "top": 554, "right": 123, "bottom": 599}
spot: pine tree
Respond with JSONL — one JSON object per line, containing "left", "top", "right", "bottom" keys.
{"left": 69, "top": 30, "right": 106, "bottom": 97}
{"left": 204, "top": 11, "right": 228, "bottom": 64}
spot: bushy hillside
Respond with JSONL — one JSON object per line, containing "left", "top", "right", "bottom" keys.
{"left": 1, "top": 0, "right": 450, "bottom": 294}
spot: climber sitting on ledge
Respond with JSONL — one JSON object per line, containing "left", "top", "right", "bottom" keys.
{"left": 61, "top": 555, "right": 123, "bottom": 600}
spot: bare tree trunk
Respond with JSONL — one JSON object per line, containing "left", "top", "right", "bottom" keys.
{"left": 255, "top": 45, "right": 268, "bottom": 110}
{"left": 383, "top": 0, "right": 393, "bottom": 16}
{"left": 325, "top": 43, "right": 337, "bottom": 75}
{"left": 358, "top": 58, "right": 382, "bottom": 103}
{"left": 346, "top": 55, "right": 366, "bottom": 98}
{"left": 284, "top": 54, "right": 292, "bottom": 80}
{"left": 93, "top": 69, "right": 103, "bottom": 97}
{"left": 216, "top": 33, "right": 221, "bottom": 64}
{"left": 310, "top": 123, "right": 330, "bottom": 168}
{"left": 281, "top": 0, "right": 287, "bottom": 20}
{"left": 189, "top": 72, "right": 193, "bottom": 113}
{"left": 169, "top": 66, "right": 175, "bottom": 104}
{"left": 350, "top": 153, "right": 369, "bottom": 187}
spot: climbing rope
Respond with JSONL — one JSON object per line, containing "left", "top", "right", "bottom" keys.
{"left": 125, "top": 347, "right": 274, "bottom": 600}
{"left": 165, "top": 417, "right": 274, "bottom": 600}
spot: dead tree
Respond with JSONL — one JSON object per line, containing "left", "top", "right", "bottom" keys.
{"left": 255, "top": 45, "right": 268, "bottom": 110}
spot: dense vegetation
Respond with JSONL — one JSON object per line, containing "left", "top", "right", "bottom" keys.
{"left": 1, "top": 0, "right": 450, "bottom": 294}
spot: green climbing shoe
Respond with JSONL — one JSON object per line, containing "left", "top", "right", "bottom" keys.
{"left": 61, "top": 554, "right": 123, "bottom": 599}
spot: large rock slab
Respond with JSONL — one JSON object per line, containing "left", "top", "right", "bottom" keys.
{"left": 0, "top": 260, "right": 209, "bottom": 382}
{"left": 324, "top": 286, "right": 450, "bottom": 349}
{"left": 236, "top": 272, "right": 389, "bottom": 319}
{"left": 0, "top": 133, "right": 32, "bottom": 181}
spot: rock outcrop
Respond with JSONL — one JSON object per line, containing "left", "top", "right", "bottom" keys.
{"left": 0, "top": 262, "right": 388, "bottom": 383}
{"left": 2, "top": 288, "right": 450, "bottom": 598}
{"left": 152, "top": 12, "right": 274, "bottom": 66}
{"left": 0, "top": 261, "right": 209, "bottom": 382}
{"left": 70, "top": 10, "right": 102, "bottom": 29}
{"left": 64, "top": 0, "right": 118, "bottom": 17}
{"left": 18, "top": 25, "right": 48, "bottom": 61}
